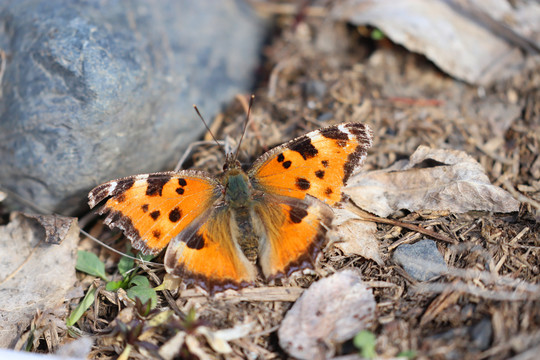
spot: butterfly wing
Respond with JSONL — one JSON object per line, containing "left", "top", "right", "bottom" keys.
{"left": 249, "top": 123, "right": 372, "bottom": 279}
{"left": 253, "top": 194, "right": 333, "bottom": 279}
{"left": 88, "top": 171, "right": 220, "bottom": 255}
{"left": 89, "top": 170, "right": 257, "bottom": 292}
{"left": 249, "top": 123, "right": 373, "bottom": 206}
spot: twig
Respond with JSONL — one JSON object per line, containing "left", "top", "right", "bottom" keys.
{"left": 345, "top": 203, "right": 457, "bottom": 244}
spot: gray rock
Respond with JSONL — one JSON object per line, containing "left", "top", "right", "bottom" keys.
{"left": 0, "top": 0, "right": 266, "bottom": 214}
{"left": 393, "top": 239, "right": 448, "bottom": 281}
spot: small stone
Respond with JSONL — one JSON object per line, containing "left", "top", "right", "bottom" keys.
{"left": 393, "top": 239, "right": 448, "bottom": 281}
{"left": 469, "top": 318, "right": 492, "bottom": 351}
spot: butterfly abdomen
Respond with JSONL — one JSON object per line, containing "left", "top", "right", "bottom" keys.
{"left": 232, "top": 206, "right": 259, "bottom": 264}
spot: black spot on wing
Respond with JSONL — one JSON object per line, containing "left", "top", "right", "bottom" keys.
{"left": 152, "top": 229, "right": 161, "bottom": 239}
{"left": 282, "top": 160, "right": 292, "bottom": 169}
{"left": 289, "top": 136, "right": 318, "bottom": 160}
{"left": 321, "top": 160, "right": 329, "bottom": 168}
{"left": 114, "top": 178, "right": 136, "bottom": 196}
{"left": 289, "top": 207, "right": 308, "bottom": 224}
{"left": 277, "top": 153, "right": 285, "bottom": 162}
{"left": 186, "top": 232, "right": 205, "bottom": 250}
{"left": 169, "top": 207, "right": 181, "bottom": 222}
{"left": 141, "top": 204, "right": 149, "bottom": 213}
{"left": 315, "top": 170, "right": 325, "bottom": 179}
{"left": 176, "top": 178, "right": 187, "bottom": 195}
{"left": 296, "top": 177, "right": 311, "bottom": 190}
{"left": 320, "top": 126, "right": 349, "bottom": 141}
{"left": 347, "top": 123, "right": 370, "bottom": 137}
{"left": 146, "top": 176, "right": 170, "bottom": 196}
{"left": 325, "top": 187, "right": 333, "bottom": 196}
{"left": 150, "top": 210, "right": 161, "bottom": 220}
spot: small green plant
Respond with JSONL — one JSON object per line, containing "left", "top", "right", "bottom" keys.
{"left": 75, "top": 250, "right": 109, "bottom": 281}
{"left": 74, "top": 249, "right": 157, "bottom": 310}
{"left": 371, "top": 28, "right": 385, "bottom": 41}
{"left": 66, "top": 284, "right": 97, "bottom": 327}
{"left": 353, "top": 330, "right": 377, "bottom": 359}
{"left": 398, "top": 350, "right": 416, "bottom": 359}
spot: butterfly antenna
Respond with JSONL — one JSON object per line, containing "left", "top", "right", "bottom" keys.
{"left": 233, "top": 94, "right": 255, "bottom": 163}
{"left": 193, "top": 105, "right": 224, "bottom": 152}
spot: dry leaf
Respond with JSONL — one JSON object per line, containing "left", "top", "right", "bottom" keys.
{"left": 346, "top": 146, "right": 520, "bottom": 217}
{"left": 23, "top": 213, "right": 77, "bottom": 244}
{"left": 212, "top": 321, "right": 255, "bottom": 341}
{"left": 331, "top": 207, "right": 383, "bottom": 266}
{"left": 0, "top": 213, "right": 79, "bottom": 348}
{"left": 278, "top": 270, "right": 376, "bottom": 360}
{"left": 198, "top": 326, "right": 233, "bottom": 354}
{"left": 185, "top": 335, "right": 212, "bottom": 360}
{"left": 159, "top": 332, "right": 186, "bottom": 360}
{"left": 331, "top": 0, "right": 536, "bottom": 85}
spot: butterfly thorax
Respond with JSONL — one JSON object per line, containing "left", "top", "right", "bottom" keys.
{"left": 220, "top": 160, "right": 260, "bottom": 263}
{"left": 222, "top": 166, "right": 252, "bottom": 208}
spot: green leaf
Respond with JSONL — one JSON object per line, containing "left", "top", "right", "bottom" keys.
{"left": 106, "top": 279, "right": 124, "bottom": 291}
{"left": 76, "top": 250, "right": 108, "bottom": 281}
{"left": 66, "top": 286, "right": 97, "bottom": 327}
{"left": 127, "top": 285, "right": 157, "bottom": 309}
{"left": 398, "top": 350, "right": 416, "bottom": 359}
{"left": 118, "top": 255, "right": 135, "bottom": 277}
{"left": 139, "top": 254, "right": 155, "bottom": 262}
{"left": 371, "top": 28, "right": 385, "bottom": 41}
{"left": 353, "top": 330, "right": 377, "bottom": 359}
{"left": 130, "top": 275, "right": 150, "bottom": 288}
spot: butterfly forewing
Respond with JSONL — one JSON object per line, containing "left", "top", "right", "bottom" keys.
{"left": 249, "top": 123, "right": 373, "bottom": 206}
{"left": 88, "top": 171, "right": 220, "bottom": 255}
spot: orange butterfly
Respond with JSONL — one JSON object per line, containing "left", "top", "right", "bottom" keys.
{"left": 88, "top": 123, "right": 372, "bottom": 293}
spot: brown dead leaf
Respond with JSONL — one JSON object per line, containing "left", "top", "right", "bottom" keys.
{"left": 0, "top": 213, "right": 79, "bottom": 348}
{"left": 278, "top": 270, "right": 376, "bottom": 360}
{"left": 331, "top": 0, "right": 534, "bottom": 85}
{"left": 331, "top": 207, "right": 383, "bottom": 266}
{"left": 346, "top": 146, "right": 520, "bottom": 217}
{"left": 23, "top": 213, "right": 77, "bottom": 244}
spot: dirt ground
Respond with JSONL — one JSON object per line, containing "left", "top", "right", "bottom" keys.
{"left": 16, "top": 8, "right": 539, "bottom": 360}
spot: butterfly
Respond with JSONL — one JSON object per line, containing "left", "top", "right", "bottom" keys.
{"left": 88, "top": 122, "right": 373, "bottom": 293}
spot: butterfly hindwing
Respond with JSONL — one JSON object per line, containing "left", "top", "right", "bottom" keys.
{"left": 253, "top": 194, "right": 333, "bottom": 280}
{"left": 88, "top": 171, "right": 220, "bottom": 255}
{"left": 164, "top": 207, "right": 258, "bottom": 293}
{"left": 249, "top": 123, "right": 373, "bottom": 206}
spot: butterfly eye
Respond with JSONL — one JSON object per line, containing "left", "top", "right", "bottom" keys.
{"left": 223, "top": 163, "right": 229, "bottom": 171}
